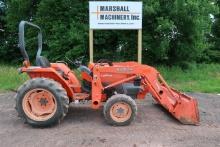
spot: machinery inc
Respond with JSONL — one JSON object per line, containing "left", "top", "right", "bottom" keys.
{"left": 98, "top": 5, "right": 140, "bottom": 20}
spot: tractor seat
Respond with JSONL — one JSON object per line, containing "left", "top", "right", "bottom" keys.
{"left": 36, "top": 56, "right": 51, "bottom": 68}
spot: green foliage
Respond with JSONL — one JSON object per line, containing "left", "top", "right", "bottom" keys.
{"left": 0, "top": 0, "right": 7, "bottom": 62}
{"left": 158, "top": 64, "right": 220, "bottom": 93}
{"left": 34, "top": 0, "right": 88, "bottom": 61}
{"left": 0, "top": 0, "right": 41, "bottom": 63}
{"left": 0, "top": 64, "right": 219, "bottom": 93}
{"left": 0, "top": 64, "right": 28, "bottom": 92}
{"left": 0, "top": 0, "right": 219, "bottom": 66}
{"left": 142, "top": 0, "right": 217, "bottom": 65}
{"left": 209, "top": 1, "right": 220, "bottom": 63}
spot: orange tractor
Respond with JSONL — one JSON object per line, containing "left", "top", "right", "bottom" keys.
{"left": 15, "top": 21, "right": 199, "bottom": 127}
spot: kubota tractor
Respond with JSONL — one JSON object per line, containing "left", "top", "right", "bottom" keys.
{"left": 15, "top": 21, "right": 199, "bottom": 127}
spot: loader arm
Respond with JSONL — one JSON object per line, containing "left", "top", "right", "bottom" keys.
{"left": 139, "top": 65, "right": 200, "bottom": 125}
{"left": 88, "top": 62, "right": 199, "bottom": 125}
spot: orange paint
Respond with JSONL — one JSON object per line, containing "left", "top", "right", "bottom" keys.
{"left": 20, "top": 61, "right": 199, "bottom": 125}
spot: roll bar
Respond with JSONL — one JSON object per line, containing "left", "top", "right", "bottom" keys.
{"left": 18, "top": 21, "right": 42, "bottom": 64}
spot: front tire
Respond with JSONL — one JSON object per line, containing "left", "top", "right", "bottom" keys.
{"left": 15, "top": 78, "right": 69, "bottom": 127}
{"left": 103, "top": 94, "right": 137, "bottom": 126}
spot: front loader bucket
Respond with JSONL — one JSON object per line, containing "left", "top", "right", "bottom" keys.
{"left": 168, "top": 89, "right": 200, "bottom": 125}
{"left": 142, "top": 67, "right": 200, "bottom": 125}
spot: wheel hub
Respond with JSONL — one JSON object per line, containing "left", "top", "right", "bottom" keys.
{"left": 110, "top": 102, "right": 132, "bottom": 122}
{"left": 22, "top": 89, "right": 57, "bottom": 121}
{"left": 39, "top": 98, "right": 48, "bottom": 106}
{"left": 116, "top": 107, "right": 125, "bottom": 115}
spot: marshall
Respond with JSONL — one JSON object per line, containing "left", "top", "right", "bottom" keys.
{"left": 100, "top": 6, "right": 129, "bottom": 12}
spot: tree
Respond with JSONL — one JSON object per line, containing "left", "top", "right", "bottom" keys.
{"left": 1, "top": 0, "right": 218, "bottom": 67}
{"left": 0, "top": 0, "right": 7, "bottom": 62}
{"left": 35, "top": 0, "right": 89, "bottom": 61}
{"left": 209, "top": 0, "right": 220, "bottom": 63}
{"left": 0, "top": 0, "right": 41, "bottom": 63}
{"left": 142, "top": 0, "right": 217, "bottom": 66}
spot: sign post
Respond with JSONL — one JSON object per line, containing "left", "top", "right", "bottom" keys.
{"left": 89, "top": 1, "right": 143, "bottom": 63}
{"left": 89, "top": 29, "right": 94, "bottom": 63}
{"left": 138, "top": 29, "right": 142, "bottom": 63}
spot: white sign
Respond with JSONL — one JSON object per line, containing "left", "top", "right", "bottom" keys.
{"left": 89, "top": 1, "right": 142, "bottom": 30}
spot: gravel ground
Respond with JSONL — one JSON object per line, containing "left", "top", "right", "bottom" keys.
{"left": 0, "top": 92, "right": 220, "bottom": 147}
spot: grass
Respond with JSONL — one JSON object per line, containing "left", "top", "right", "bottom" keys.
{"left": 0, "top": 65, "right": 27, "bottom": 92}
{"left": 158, "top": 64, "right": 220, "bottom": 93}
{"left": 0, "top": 64, "right": 219, "bottom": 93}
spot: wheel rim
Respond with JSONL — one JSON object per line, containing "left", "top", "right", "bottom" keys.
{"left": 110, "top": 102, "right": 132, "bottom": 123}
{"left": 22, "top": 88, "right": 57, "bottom": 121}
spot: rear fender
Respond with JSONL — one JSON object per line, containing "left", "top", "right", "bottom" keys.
{"left": 21, "top": 67, "right": 74, "bottom": 99}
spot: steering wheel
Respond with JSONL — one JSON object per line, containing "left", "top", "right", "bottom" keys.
{"left": 96, "top": 59, "right": 113, "bottom": 66}
{"left": 65, "top": 56, "right": 84, "bottom": 67}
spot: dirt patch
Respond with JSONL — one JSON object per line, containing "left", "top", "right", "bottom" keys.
{"left": 0, "top": 92, "right": 220, "bottom": 147}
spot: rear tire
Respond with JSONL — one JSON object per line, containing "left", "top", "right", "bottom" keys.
{"left": 103, "top": 94, "right": 137, "bottom": 126}
{"left": 15, "top": 78, "right": 69, "bottom": 127}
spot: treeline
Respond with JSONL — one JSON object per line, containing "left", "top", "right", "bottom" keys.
{"left": 0, "top": 0, "right": 220, "bottom": 67}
